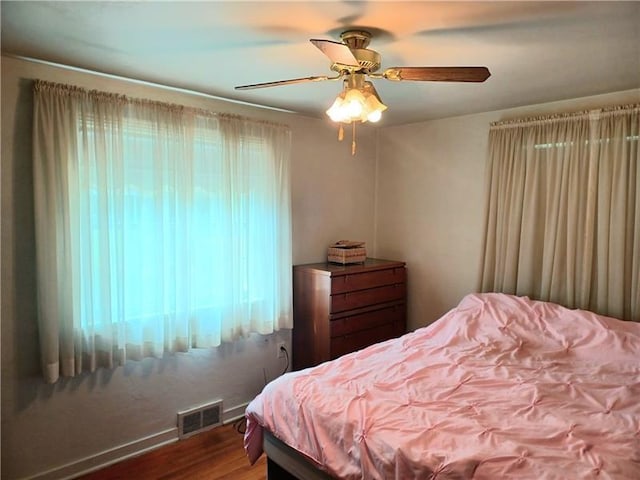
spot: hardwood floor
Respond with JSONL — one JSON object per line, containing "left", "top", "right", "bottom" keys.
{"left": 76, "top": 422, "right": 266, "bottom": 480}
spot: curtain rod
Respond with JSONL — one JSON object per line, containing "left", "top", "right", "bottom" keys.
{"left": 490, "top": 103, "right": 640, "bottom": 129}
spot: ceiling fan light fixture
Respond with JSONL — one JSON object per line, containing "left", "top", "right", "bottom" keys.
{"left": 326, "top": 76, "right": 388, "bottom": 156}
{"left": 367, "top": 109, "right": 383, "bottom": 123}
{"left": 344, "top": 88, "right": 366, "bottom": 118}
{"left": 326, "top": 95, "right": 346, "bottom": 122}
{"left": 326, "top": 78, "right": 387, "bottom": 125}
{"left": 364, "top": 88, "right": 387, "bottom": 123}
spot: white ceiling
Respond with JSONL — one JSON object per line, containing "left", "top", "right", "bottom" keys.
{"left": 2, "top": 1, "right": 639, "bottom": 126}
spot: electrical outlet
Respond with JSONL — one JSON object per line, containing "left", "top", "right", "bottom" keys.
{"left": 277, "top": 341, "right": 287, "bottom": 358}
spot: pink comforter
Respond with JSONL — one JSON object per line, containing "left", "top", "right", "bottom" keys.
{"left": 245, "top": 293, "right": 640, "bottom": 479}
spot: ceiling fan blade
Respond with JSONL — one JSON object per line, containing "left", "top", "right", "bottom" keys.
{"left": 310, "top": 39, "right": 360, "bottom": 67}
{"left": 383, "top": 67, "right": 491, "bottom": 82}
{"left": 235, "top": 75, "right": 330, "bottom": 90}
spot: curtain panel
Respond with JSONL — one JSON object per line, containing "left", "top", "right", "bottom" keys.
{"left": 33, "top": 80, "right": 292, "bottom": 383}
{"left": 480, "top": 104, "right": 640, "bottom": 322}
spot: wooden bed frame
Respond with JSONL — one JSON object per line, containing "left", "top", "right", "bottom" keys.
{"left": 263, "top": 429, "right": 334, "bottom": 480}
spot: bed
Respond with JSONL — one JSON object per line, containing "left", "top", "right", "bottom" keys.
{"left": 244, "top": 293, "right": 640, "bottom": 479}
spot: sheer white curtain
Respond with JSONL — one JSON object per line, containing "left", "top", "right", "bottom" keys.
{"left": 33, "top": 80, "right": 292, "bottom": 383}
{"left": 480, "top": 104, "right": 639, "bottom": 322}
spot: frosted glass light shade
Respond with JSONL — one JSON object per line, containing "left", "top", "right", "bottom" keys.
{"left": 326, "top": 82, "right": 387, "bottom": 124}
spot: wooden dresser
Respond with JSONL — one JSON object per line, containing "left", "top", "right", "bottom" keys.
{"left": 292, "top": 258, "right": 406, "bottom": 370}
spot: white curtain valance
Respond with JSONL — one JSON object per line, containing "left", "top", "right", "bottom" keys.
{"left": 32, "top": 79, "right": 289, "bottom": 127}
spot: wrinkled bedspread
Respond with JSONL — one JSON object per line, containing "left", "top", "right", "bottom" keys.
{"left": 245, "top": 293, "right": 640, "bottom": 479}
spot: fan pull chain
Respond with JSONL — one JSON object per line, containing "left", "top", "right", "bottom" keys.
{"left": 351, "top": 122, "right": 356, "bottom": 156}
{"left": 338, "top": 124, "right": 344, "bottom": 141}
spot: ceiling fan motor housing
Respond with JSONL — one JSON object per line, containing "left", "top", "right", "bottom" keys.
{"left": 331, "top": 47, "right": 381, "bottom": 73}
{"left": 331, "top": 30, "right": 381, "bottom": 73}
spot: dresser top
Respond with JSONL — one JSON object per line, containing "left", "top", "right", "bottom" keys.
{"left": 294, "top": 258, "right": 405, "bottom": 276}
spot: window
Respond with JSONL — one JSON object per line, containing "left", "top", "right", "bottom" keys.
{"left": 480, "top": 105, "right": 639, "bottom": 322}
{"left": 33, "top": 81, "right": 292, "bottom": 383}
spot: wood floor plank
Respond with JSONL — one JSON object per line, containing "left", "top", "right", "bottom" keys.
{"left": 76, "top": 423, "right": 266, "bottom": 480}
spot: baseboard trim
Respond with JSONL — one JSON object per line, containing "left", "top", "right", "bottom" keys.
{"left": 222, "top": 401, "right": 250, "bottom": 424}
{"left": 23, "top": 402, "right": 250, "bottom": 480}
{"left": 23, "top": 428, "right": 179, "bottom": 480}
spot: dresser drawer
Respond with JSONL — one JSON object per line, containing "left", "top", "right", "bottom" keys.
{"left": 330, "top": 283, "right": 406, "bottom": 313}
{"left": 330, "top": 303, "right": 405, "bottom": 338}
{"left": 331, "top": 267, "right": 406, "bottom": 294}
{"left": 330, "top": 320, "right": 404, "bottom": 360}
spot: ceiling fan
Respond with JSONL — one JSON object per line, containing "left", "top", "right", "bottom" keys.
{"left": 235, "top": 29, "right": 490, "bottom": 100}
{"left": 235, "top": 30, "right": 490, "bottom": 153}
